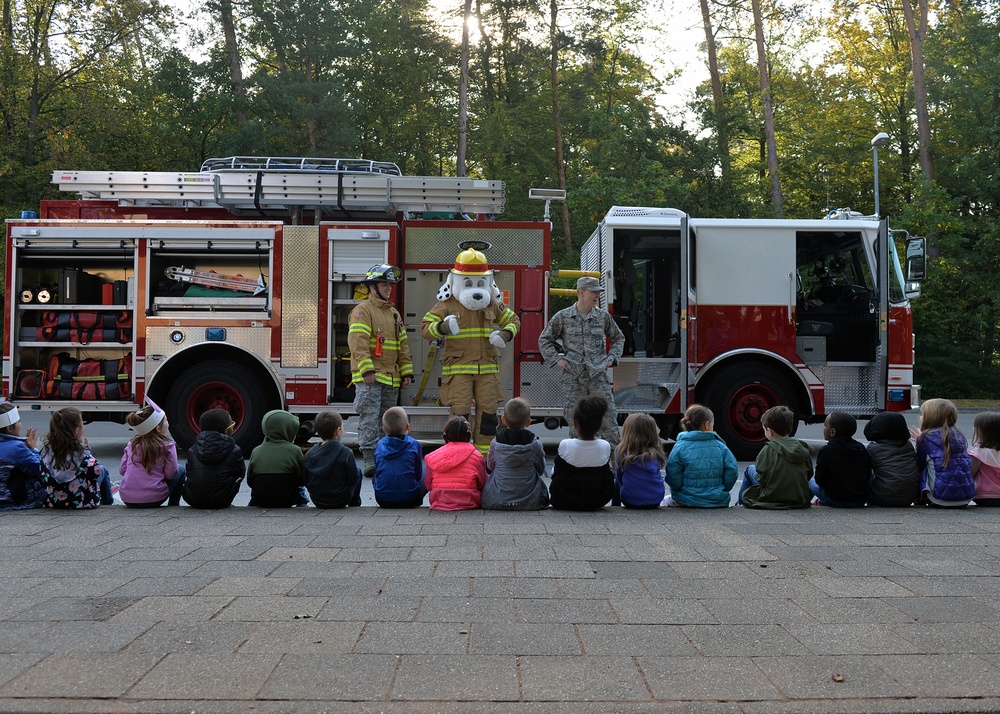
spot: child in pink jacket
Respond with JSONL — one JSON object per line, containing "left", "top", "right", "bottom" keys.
{"left": 424, "top": 416, "right": 488, "bottom": 510}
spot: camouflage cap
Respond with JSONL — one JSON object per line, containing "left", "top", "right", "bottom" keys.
{"left": 576, "top": 276, "right": 604, "bottom": 292}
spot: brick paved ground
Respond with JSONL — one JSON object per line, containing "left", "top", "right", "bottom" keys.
{"left": 1, "top": 504, "right": 1000, "bottom": 713}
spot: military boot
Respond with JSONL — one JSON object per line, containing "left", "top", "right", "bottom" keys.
{"left": 362, "top": 449, "right": 376, "bottom": 478}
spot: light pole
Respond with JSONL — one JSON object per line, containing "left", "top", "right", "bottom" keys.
{"left": 871, "top": 132, "right": 890, "bottom": 217}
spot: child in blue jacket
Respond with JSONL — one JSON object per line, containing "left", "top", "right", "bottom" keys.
{"left": 665, "top": 405, "right": 738, "bottom": 508}
{"left": 613, "top": 413, "right": 666, "bottom": 508}
{"left": 374, "top": 407, "right": 426, "bottom": 508}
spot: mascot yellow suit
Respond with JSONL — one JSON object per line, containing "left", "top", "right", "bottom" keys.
{"left": 421, "top": 242, "right": 520, "bottom": 454}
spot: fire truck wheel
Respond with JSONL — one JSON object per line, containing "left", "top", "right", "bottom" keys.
{"left": 165, "top": 360, "right": 269, "bottom": 456}
{"left": 702, "top": 363, "right": 798, "bottom": 461}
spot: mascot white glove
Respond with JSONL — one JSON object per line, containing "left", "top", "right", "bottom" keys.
{"left": 489, "top": 330, "right": 508, "bottom": 349}
{"left": 442, "top": 314, "right": 459, "bottom": 335}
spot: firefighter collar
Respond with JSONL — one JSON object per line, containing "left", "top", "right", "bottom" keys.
{"left": 132, "top": 397, "right": 165, "bottom": 436}
{"left": 0, "top": 406, "right": 20, "bottom": 429}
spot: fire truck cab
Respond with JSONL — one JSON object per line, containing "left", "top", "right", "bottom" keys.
{"left": 575, "top": 206, "right": 926, "bottom": 457}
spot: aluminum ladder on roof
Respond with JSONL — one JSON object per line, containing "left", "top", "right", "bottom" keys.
{"left": 51, "top": 158, "right": 506, "bottom": 215}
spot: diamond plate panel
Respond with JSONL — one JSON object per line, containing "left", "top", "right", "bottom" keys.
{"left": 811, "top": 362, "right": 881, "bottom": 414}
{"left": 145, "top": 327, "right": 273, "bottom": 383}
{"left": 405, "top": 226, "right": 545, "bottom": 265}
{"left": 282, "top": 226, "right": 320, "bottom": 368}
{"left": 518, "top": 361, "right": 565, "bottom": 413}
{"left": 518, "top": 359, "right": 681, "bottom": 416}
{"left": 613, "top": 359, "right": 681, "bottom": 412}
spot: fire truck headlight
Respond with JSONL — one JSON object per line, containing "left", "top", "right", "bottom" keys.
{"left": 170, "top": 330, "right": 184, "bottom": 344}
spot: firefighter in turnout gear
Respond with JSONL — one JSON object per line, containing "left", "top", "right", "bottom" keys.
{"left": 421, "top": 243, "right": 520, "bottom": 454}
{"left": 349, "top": 264, "right": 413, "bottom": 477}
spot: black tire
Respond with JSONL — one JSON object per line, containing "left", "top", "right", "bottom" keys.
{"left": 164, "top": 359, "right": 271, "bottom": 456}
{"left": 701, "top": 362, "right": 798, "bottom": 461}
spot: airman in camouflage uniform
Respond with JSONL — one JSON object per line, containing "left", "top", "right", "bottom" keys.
{"left": 538, "top": 276, "right": 625, "bottom": 445}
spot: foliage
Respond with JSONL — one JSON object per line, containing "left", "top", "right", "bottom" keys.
{"left": 1, "top": 0, "right": 1000, "bottom": 395}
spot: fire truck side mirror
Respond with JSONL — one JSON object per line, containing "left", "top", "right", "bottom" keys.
{"left": 905, "top": 237, "right": 926, "bottom": 282}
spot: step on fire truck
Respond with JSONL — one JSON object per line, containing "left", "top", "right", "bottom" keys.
{"left": 3, "top": 157, "right": 926, "bottom": 458}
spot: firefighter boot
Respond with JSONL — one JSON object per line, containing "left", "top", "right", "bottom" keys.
{"left": 362, "top": 449, "right": 376, "bottom": 478}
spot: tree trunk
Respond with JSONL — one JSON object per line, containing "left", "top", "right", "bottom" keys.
{"left": 699, "top": 0, "right": 730, "bottom": 180}
{"left": 457, "top": 0, "right": 472, "bottom": 176}
{"left": 751, "top": 0, "right": 783, "bottom": 217}
{"left": 219, "top": 0, "right": 247, "bottom": 125}
{"left": 550, "top": 0, "right": 570, "bottom": 251}
{"left": 900, "top": 0, "right": 932, "bottom": 181}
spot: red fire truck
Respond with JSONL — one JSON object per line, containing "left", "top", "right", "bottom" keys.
{"left": 3, "top": 157, "right": 925, "bottom": 458}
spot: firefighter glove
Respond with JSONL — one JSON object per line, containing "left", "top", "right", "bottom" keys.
{"left": 489, "top": 330, "right": 507, "bottom": 349}
{"left": 442, "top": 314, "right": 459, "bottom": 335}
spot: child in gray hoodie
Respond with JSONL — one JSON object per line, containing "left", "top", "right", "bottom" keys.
{"left": 483, "top": 398, "right": 549, "bottom": 510}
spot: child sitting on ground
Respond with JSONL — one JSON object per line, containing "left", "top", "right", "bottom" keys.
{"left": 120, "top": 402, "right": 186, "bottom": 508}
{"left": 247, "top": 409, "right": 307, "bottom": 508}
{"left": 373, "top": 406, "right": 425, "bottom": 508}
{"left": 483, "top": 397, "right": 549, "bottom": 510}
{"left": 614, "top": 413, "right": 667, "bottom": 508}
{"left": 737, "top": 405, "right": 813, "bottom": 509}
{"left": 864, "top": 412, "right": 920, "bottom": 507}
{"left": 665, "top": 405, "right": 738, "bottom": 508}
{"left": 40, "top": 407, "right": 113, "bottom": 509}
{"left": 969, "top": 411, "right": 1000, "bottom": 506}
{"left": 910, "top": 398, "right": 974, "bottom": 507}
{"left": 811, "top": 411, "right": 870, "bottom": 507}
{"left": 182, "top": 409, "right": 245, "bottom": 509}
{"left": 0, "top": 401, "right": 45, "bottom": 511}
{"left": 302, "top": 410, "right": 363, "bottom": 508}
{"left": 424, "top": 416, "right": 488, "bottom": 511}
{"left": 549, "top": 395, "right": 615, "bottom": 510}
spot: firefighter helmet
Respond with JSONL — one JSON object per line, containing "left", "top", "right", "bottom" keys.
{"left": 363, "top": 264, "right": 401, "bottom": 284}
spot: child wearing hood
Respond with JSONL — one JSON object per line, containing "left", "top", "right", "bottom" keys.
{"left": 182, "top": 408, "right": 245, "bottom": 509}
{"left": 247, "top": 409, "right": 307, "bottom": 507}
{"left": 737, "top": 405, "right": 813, "bottom": 509}
{"left": 483, "top": 397, "right": 549, "bottom": 510}
{"left": 424, "top": 416, "right": 487, "bottom": 510}
{"left": 864, "top": 412, "right": 920, "bottom": 507}
{"left": 373, "top": 406, "right": 425, "bottom": 508}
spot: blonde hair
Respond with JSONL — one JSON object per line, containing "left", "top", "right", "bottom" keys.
{"left": 615, "top": 413, "right": 666, "bottom": 470}
{"left": 126, "top": 405, "right": 170, "bottom": 472}
{"left": 503, "top": 397, "right": 531, "bottom": 429}
{"left": 918, "top": 398, "right": 959, "bottom": 467}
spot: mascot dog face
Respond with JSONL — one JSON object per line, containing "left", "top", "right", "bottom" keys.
{"left": 437, "top": 246, "right": 503, "bottom": 310}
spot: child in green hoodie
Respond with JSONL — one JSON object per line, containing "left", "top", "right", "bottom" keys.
{"left": 247, "top": 409, "right": 307, "bottom": 507}
{"left": 737, "top": 405, "right": 813, "bottom": 509}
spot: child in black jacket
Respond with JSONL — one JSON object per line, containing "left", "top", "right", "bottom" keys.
{"left": 811, "top": 411, "right": 871, "bottom": 507}
{"left": 181, "top": 409, "right": 245, "bottom": 509}
{"left": 303, "top": 411, "right": 363, "bottom": 508}
{"left": 549, "top": 396, "right": 615, "bottom": 510}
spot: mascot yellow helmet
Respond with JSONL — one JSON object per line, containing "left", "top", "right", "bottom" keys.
{"left": 451, "top": 240, "right": 493, "bottom": 276}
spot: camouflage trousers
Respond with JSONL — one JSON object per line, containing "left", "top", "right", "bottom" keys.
{"left": 559, "top": 366, "right": 620, "bottom": 447}
{"left": 354, "top": 382, "right": 400, "bottom": 451}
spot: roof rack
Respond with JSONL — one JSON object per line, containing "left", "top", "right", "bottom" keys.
{"left": 200, "top": 156, "right": 402, "bottom": 175}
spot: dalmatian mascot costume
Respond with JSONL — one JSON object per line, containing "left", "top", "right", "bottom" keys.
{"left": 421, "top": 242, "right": 520, "bottom": 454}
